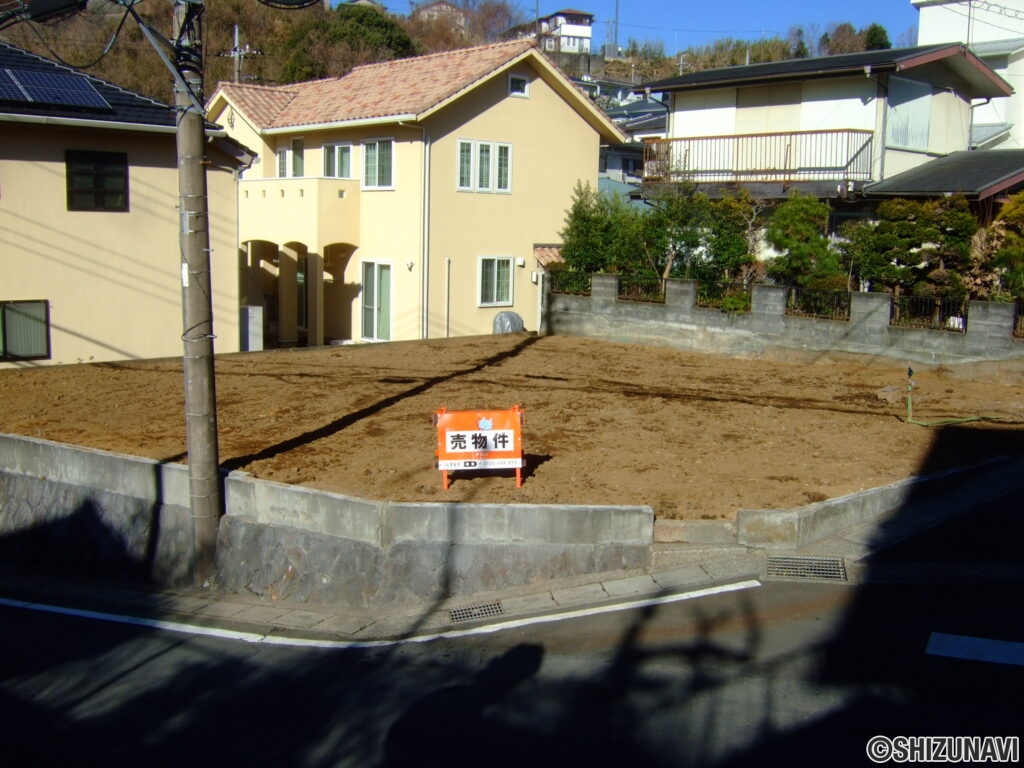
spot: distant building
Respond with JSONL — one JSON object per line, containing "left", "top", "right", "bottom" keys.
{"left": 410, "top": 0, "right": 467, "bottom": 32}
{"left": 506, "top": 8, "right": 594, "bottom": 54}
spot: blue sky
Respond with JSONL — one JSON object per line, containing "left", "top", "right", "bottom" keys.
{"left": 375, "top": 1, "right": 923, "bottom": 55}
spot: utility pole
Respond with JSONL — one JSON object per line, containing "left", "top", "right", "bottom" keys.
{"left": 172, "top": 0, "right": 221, "bottom": 587}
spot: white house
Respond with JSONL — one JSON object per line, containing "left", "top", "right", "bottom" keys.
{"left": 913, "top": 0, "right": 1024, "bottom": 148}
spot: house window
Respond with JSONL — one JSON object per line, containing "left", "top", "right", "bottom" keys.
{"left": 277, "top": 138, "right": 304, "bottom": 177}
{"left": 458, "top": 140, "right": 473, "bottom": 189}
{"left": 457, "top": 140, "right": 512, "bottom": 193}
{"left": 477, "top": 142, "right": 492, "bottom": 191}
{"left": 363, "top": 138, "right": 393, "bottom": 189}
{"left": 479, "top": 256, "right": 512, "bottom": 306}
{"left": 1, "top": 300, "right": 50, "bottom": 361}
{"left": 509, "top": 74, "right": 529, "bottom": 98}
{"left": 886, "top": 77, "right": 932, "bottom": 152}
{"left": 291, "top": 138, "right": 305, "bottom": 177}
{"left": 324, "top": 143, "right": 353, "bottom": 178}
{"left": 496, "top": 144, "right": 511, "bottom": 191}
{"left": 65, "top": 151, "right": 127, "bottom": 212}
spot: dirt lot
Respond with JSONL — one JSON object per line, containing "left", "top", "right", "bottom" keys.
{"left": 2, "top": 333, "right": 1023, "bottom": 520}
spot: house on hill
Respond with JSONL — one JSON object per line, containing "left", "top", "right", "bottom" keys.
{"left": 0, "top": 41, "right": 252, "bottom": 368}
{"left": 638, "top": 44, "right": 1017, "bottom": 219}
{"left": 206, "top": 39, "right": 625, "bottom": 347}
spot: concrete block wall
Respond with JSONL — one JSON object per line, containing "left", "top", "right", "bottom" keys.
{"left": 545, "top": 276, "right": 1024, "bottom": 364}
{"left": 0, "top": 433, "right": 654, "bottom": 608}
{"left": 0, "top": 436, "right": 194, "bottom": 584}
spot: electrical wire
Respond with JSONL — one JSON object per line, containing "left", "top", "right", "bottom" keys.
{"left": 9, "top": 0, "right": 137, "bottom": 69}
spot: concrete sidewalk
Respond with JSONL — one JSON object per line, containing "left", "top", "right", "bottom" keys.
{"left": 1, "top": 455, "right": 1021, "bottom": 644}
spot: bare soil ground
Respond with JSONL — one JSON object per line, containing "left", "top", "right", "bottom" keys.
{"left": 2, "top": 333, "right": 1023, "bottom": 520}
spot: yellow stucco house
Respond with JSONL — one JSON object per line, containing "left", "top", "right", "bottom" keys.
{"left": 206, "top": 39, "right": 625, "bottom": 346}
{"left": 0, "top": 41, "right": 252, "bottom": 368}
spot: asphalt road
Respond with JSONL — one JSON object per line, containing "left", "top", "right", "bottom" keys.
{"left": 2, "top": 579, "right": 1020, "bottom": 767}
{"left": 1, "top": 491, "right": 1021, "bottom": 767}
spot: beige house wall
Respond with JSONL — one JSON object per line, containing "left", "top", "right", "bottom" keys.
{"left": 351, "top": 125, "right": 425, "bottom": 341}
{"left": 424, "top": 63, "right": 600, "bottom": 338}
{"left": 1, "top": 123, "right": 242, "bottom": 368}
{"left": 213, "top": 55, "right": 612, "bottom": 346}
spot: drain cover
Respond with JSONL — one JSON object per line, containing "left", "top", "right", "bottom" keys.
{"left": 766, "top": 555, "right": 847, "bottom": 582}
{"left": 449, "top": 601, "right": 504, "bottom": 623}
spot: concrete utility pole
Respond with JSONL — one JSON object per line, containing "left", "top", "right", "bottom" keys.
{"left": 172, "top": 0, "right": 221, "bottom": 586}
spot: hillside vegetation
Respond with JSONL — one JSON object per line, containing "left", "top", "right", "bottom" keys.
{"left": 1, "top": 1, "right": 901, "bottom": 102}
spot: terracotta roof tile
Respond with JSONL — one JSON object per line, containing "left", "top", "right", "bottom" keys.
{"left": 534, "top": 246, "right": 564, "bottom": 267}
{"left": 217, "top": 39, "right": 536, "bottom": 129}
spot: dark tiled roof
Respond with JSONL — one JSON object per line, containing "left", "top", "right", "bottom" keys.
{"left": 864, "top": 150, "right": 1024, "bottom": 200}
{"left": 0, "top": 40, "right": 176, "bottom": 127}
{"left": 642, "top": 44, "right": 1011, "bottom": 99}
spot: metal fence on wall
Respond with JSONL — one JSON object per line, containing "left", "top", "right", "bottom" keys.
{"left": 550, "top": 276, "right": 996, "bottom": 333}
{"left": 890, "top": 295, "right": 968, "bottom": 333}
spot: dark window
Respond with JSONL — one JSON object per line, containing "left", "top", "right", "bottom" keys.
{"left": 1, "top": 300, "right": 51, "bottom": 361}
{"left": 66, "top": 150, "right": 128, "bottom": 211}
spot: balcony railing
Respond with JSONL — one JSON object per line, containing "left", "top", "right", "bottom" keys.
{"left": 238, "top": 176, "right": 360, "bottom": 246}
{"left": 642, "top": 129, "right": 874, "bottom": 185}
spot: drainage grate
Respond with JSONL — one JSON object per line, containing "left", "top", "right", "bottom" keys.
{"left": 449, "top": 601, "right": 504, "bottom": 623}
{"left": 766, "top": 555, "right": 847, "bottom": 582}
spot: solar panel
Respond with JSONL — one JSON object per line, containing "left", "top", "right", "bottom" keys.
{"left": 0, "top": 68, "right": 111, "bottom": 109}
{"left": 0, "top": 68, "right": 28, "bottom": 102}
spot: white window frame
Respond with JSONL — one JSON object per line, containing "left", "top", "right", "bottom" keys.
{"left": 456, "top": 139, "right": 512, "bottom": 193}
{"left": 362, "top": 137, "right": 394, "bottom": 190}
{"left": 291, "top": 137, "right": 305, "bottom": 177}
{"left": 276, "top": 137, "right": 305, "bottom": 177}
{"left": 360, "top": 260, "right": 392, "bottom": 341}
{"left": 509, "top": 73, "right": 529, "bottom": 98}
{"left": 323, "top": 142, "right": 353, "bottom": 178}
{"left": 478, "top": 256, "right": 513, "bottom": 307}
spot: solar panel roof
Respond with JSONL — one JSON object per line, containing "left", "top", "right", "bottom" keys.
{"left": 0, "top": 67, "right": 111, "bottom": 109}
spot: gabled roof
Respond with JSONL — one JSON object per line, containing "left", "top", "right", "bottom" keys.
{"left": 641, "top": 44, "right": 1013, "bottom": 100}
{"left": 0, "top": 40, "right": 177, "bottom": 129}
{"left": 864, "top": 150, "right": 1024, "bottom": 200}
{"left": 209, "top": 40, "right": 626, "bottom": 142}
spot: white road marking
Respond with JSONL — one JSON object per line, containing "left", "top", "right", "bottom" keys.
{"left": 926, "top": 631, "right": 1024, "bottom": 667}
{"left": 0, "top": 579, "right": 761, "bottom": 649}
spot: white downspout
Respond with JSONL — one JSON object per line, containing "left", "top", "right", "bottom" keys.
{"left": 400, "top": 121, "right": 430, "bottom": 339}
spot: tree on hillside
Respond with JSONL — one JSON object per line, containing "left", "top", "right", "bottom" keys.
{"left": 790, "top": 27, "right": 810, "bottom": 59}
{"left": 862, "top": 23, "right": 891, "bottom": 50}
{"left": 819, "top": 22, "right": 861, "bottom": 55}
{"left": 466, "top": 0, "right": 523, "bottom": 43}
{"left": 400, "top": 0, "right": 525, "bottom": 53}
{"left": 277, "top": 4, "right": 417, "bottom": 82}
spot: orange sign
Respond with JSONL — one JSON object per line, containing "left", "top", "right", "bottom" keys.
{"left": 434, "top": 405, "right": 524, "bottom": 490}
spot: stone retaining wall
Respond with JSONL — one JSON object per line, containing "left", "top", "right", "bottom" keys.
{"left": 0, "top": 433, "right": 653, "bottom": 608}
